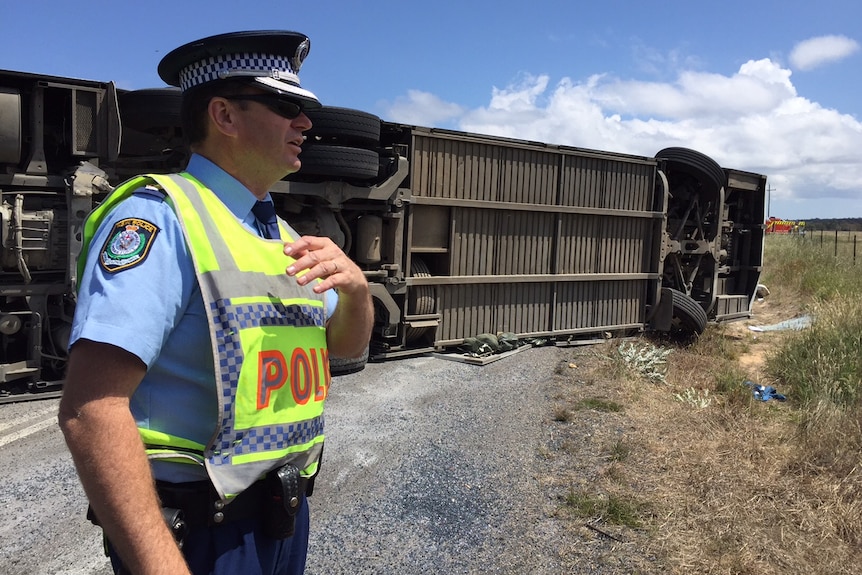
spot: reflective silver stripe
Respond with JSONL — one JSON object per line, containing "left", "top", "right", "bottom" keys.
{"left": 219, "top": 443, "right": 324, "bottom": 501}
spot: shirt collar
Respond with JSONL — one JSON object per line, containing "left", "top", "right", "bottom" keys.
{"left": 184, "top": 153, "right": 272, "bottom": 222}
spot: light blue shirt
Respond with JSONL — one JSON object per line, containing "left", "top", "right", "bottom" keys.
{"left": 70, "top": 154, "right": 336, "bottom": 481}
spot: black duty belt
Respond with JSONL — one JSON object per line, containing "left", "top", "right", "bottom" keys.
{"left": 88, "top": 463, "right": 315, "bottom": 543}
{"left": 155, "top": 479, "right": 263, "bottom": 529}
{"left": 155, "top": 473, "right": 312, "bottom": 530}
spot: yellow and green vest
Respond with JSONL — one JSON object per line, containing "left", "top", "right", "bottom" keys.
{"left": 78, "top": 172, "right": 330, "bottom": 500}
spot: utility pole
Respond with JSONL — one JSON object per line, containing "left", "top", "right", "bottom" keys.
{"left": 766, "top": 184, "right": 776, "bottom": 218}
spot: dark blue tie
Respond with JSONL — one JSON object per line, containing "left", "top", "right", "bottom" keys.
{"left": 251, "top": 200, "right": 280, "bottom": 240}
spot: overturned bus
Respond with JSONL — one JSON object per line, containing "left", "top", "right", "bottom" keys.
{"left": 0, "top": 70, "right": 766, "bottom": 399}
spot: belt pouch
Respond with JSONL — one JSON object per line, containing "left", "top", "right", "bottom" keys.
{"left": 161, "top": 507, "right": 188, "bottom": 548}
{"left": 263, "top": 463, "right": 302, "bottom": 539}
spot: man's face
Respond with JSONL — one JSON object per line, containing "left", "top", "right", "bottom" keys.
{"left": 226, "top": 91, "right": 313, "bottom": 180}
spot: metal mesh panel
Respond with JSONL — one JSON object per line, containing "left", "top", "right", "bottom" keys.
{"left": 74, "top": 90, "right": 98, "bottom": 155}
{"left": 597, "top": 217, "right": 651, "bottom": 274}
{"left": 437, "top": 284, "right": 498, "bottom": 341}
{"left": 495, "top": 282, "right": 553, "bottom": 335}
{"left": 558, "top": 214, "right": 601, "bottom": 274}
{"left": 411, "top": 134, "right": 561, "bottom": 204}
{"left": 559, "top": 155, "right": 605, "bottom": 208}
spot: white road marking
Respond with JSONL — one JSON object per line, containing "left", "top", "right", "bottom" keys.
{"left": 0, "top": 402, "right": 59, "bottom": 447}
{"left": 0, "top": 416, "right": 58, "bottom": 448}
{"left": 0, "top": 402, "right": 57, "bottom": 433}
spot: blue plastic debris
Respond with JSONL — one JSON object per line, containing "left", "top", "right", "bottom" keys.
{"left": 744, "top": 380, "right": 787, "bottom": 402}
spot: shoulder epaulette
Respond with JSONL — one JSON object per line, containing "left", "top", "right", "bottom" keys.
{"left": 133, "top": 184, "right": 168, "bottom": 200}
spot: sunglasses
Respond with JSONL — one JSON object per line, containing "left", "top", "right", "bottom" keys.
{"left": 224, "top": 94, "right": 304, "bottom": 120}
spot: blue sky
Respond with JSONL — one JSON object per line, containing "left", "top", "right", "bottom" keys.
{"left": 3, "top": 0, "right": 861, "bottom": 219}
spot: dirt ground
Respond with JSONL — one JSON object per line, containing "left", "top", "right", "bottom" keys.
{"left": 539, "top": 290, "right": 842, "bottom": 574}
{"left": 723, "top": 290, "right": 808, "bottom": 377}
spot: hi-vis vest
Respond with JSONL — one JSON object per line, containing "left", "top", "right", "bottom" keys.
{"left": 78, "top": 172, "right": 330, "bottom": 501}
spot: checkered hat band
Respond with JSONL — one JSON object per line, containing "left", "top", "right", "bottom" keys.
{"left": 178, "top": 53, "right": 300, "bottom": 91}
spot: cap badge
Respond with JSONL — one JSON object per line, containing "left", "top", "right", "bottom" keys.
{"left": 291, "top": 39, "right": 310, "bottom": 73}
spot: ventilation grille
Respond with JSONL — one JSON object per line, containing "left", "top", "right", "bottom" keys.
{"left": 73, "top": 89, "right": 98, "bottom": 155}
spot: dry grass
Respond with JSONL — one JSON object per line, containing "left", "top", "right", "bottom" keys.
{"left": 548, "top": 308, "right": 862, "bottom": 573}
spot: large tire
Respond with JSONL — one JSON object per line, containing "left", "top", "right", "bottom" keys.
{"left": 296, "top": 145, "right": 379, "bottom": 180}
{"left": 670, "top": 288, "right": 708, "bottom": 337}
{"left": 118, "top": 88, "right": 183, "bottom": 133}
{"left": 406, "top": 257, "right": 435, "bottom": 343}
{"left": 658, "top": 147, "right": 723, "bottom": 314}
{"left": 655, "top": 147, "right": 725, "bottom": 193}
{"left": 305, "top": 106, "right": 381, "bottom": 148}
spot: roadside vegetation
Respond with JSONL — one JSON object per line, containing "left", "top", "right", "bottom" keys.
{"left": 549, "top": 233, "right": 862, "bottom": 574}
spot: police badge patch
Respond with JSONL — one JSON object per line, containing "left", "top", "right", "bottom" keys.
{"left": 99, "top": 218, "right": 160, "bottom": 273}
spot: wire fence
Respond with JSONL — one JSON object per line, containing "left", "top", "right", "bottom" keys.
{"left": 795, "top": 229, "right": 862, "bottom": 263}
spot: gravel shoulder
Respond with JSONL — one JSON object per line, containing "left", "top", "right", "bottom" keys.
{"left": 306, "top": 345, "right": 651, "bottom": 574}
{"left": 2, "top": 344, "right": 650, "bottom": 574}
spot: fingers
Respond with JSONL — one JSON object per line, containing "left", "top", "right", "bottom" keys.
{"left": 284, "top": 236, "right": 361, "bottom": 294}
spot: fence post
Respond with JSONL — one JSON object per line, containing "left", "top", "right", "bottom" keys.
{"left": 835, "top": 230, "right": 839, "bottom": 257}
{"left": 855, "top": 235, "right": 857, "bottom": 265}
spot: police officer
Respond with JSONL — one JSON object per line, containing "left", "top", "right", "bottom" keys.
{"left": 58, "top": 30, "right": 374, "bottom": 575}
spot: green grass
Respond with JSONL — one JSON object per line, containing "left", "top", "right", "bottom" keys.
{"left": 608, "top": 438, "right": 631, "bottom": 462}
{"left": 763, "top": 235, "right": 862, "bottom": 409}
{"left": 765, "top": 235, "right": 862, "bottom": 301}
{"left": 564, "top": 488, "right": 647, "bottom": 528}
{"left": 767, "top": 298, "right": 862, "bottom": 407}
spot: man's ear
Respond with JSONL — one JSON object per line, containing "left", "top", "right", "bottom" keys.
{"left": 208, "top": 97, "right": 240, "bottom": 138}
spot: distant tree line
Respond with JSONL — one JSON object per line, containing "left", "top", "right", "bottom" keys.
{"left": 800, "top": 218, "right": 862, "bottom": 231}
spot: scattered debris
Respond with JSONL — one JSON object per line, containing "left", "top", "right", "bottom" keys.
{"left": 459, "top": 332, "right": 524, "bottom": 356}
{"left": 748, "top": 315, "right": 812, "bottom": 332}
{"left": 585, "top": 522, "right": 626, "bottom": 543}
{"left": 744, "top": 380, "right": 787, "bottom": 402}
{"left": 434, "top": 332, "right": 536, "bottom": 365}
{"left": 433, "top": 343, "right": 533, "bottom": 365}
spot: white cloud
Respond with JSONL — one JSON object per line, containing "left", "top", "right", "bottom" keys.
{"left": 789, "top": 35, "right": 860, "bottom": 71}
{"left": 382, "top": 58, "right": 862, "bottom": 219}
{"left": 586, "top": 59, "right": 796, "bottom": 120}
{"left": 379, "top": 90, "right": 464, "bottom": 127}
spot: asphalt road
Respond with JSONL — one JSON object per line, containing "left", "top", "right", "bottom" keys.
{"left": 0, "top": 346, "right": 573, "bottom": 575}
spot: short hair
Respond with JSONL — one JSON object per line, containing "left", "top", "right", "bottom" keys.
{"left": 181, "top": 79, "right": 252, "bottom": 148}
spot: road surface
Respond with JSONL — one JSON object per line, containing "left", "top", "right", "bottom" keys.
{"left": 1, "top": 346, "right": 584, "bottom": 574}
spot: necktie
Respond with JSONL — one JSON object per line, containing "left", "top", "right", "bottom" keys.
{"left": 251, "top": 200, "right": 280, "bottom": 240}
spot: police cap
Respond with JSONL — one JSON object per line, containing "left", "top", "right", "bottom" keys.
{"left": 157, "top": 30, "right": 321, "bottom": 108}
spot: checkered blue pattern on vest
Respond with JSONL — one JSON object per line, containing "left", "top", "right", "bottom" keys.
{"left": 223, "top": 418, "right": 325, "bottom": 462}
{"left": 209, "top": 298, "right": 326, "bottom": 460}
